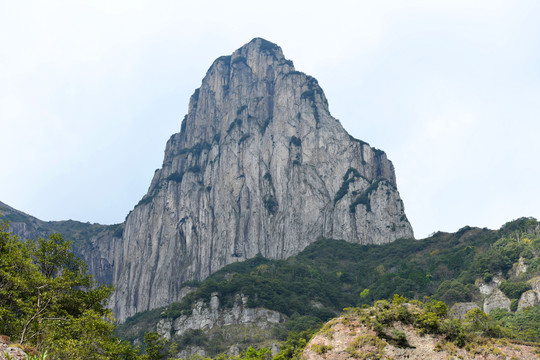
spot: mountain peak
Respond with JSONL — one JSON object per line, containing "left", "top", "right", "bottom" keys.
{"left": 242, "top": 37, "right": 282, "bottom": 55}
{"left": 207, "top": 38, "right": 292, "bottom": 82}
{"left": 233, "top": 38, "right": 286, "bottom": 65}
{"left": 110, "top": 39, "right": 413, "bottom": 321}
{"left": 180, "top": 38, "right": 297, "bottom": 148}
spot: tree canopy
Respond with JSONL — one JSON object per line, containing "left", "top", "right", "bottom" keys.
{"left": 0, "top": 220, "right": 138, "bottom": 359}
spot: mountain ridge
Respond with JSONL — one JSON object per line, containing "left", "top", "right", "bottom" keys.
{"left": 0, "top": 200, "right": 121, "bottom": 285}
{"left": 113, "top": 217, "right": 539, "bottom": 357}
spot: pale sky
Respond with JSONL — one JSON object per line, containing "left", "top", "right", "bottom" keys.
{"left": 1, "top": 1, "right": 539, "bottom": 239}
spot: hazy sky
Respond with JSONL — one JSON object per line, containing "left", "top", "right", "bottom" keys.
{"left": 1, "top": 1, "right": 539, "bottom": 238}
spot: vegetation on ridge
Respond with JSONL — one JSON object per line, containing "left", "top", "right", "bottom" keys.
{"left": 156, "top": 217, "right": 539, "bottom": 316}
{"left": 304, "top": 295, "right": 540, "bottom": 359}
{"left": 117, "top": 217, "right": 540, "bottom": 357}
{"left": 2, "top": 217, "right": 539, "bottom": 359}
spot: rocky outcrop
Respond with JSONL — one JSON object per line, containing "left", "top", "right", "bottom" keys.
{"left": 451, "top": 276, "right": 540, "bottom": 315}
{"left": 304, "top": 305, "right": 540, "bottom": 360}
{"left": 512, "top": 257, "right": 528, "bottom": 277}
{"left": 460, "top": 275, "right": 540, "bottom": 314}
{"left": 530, "top": 276, "right": 540, "bottom": 293}
{"left": 0, "top": 336, "right": 27, "bottom": 360}
{"left": 483, "top": 288, "right": 511, "bottom": 313}
{"left": 155, "top": 292, "right": 284, "bottom": 358}
{"left": 110, "top": 38, "right": 413, "bottom": 322}
{"left": 517, "top": 277, "right": 540, "bottom": 311}
{"left": 175, "top": 346, "right": 207, "bottom": 359}
{"left": 518, "top": 290, "right": 540, "bottom": 310}
{"left": 474, "top": 276, "right": 540, "bottom": 313}
{"left": 449, "top": 302, "right": 480, "bottom": 319}
{"left": 156, "top": 293, "right": 285, "bottom": 340}
{"left": 474, "top": 277, "right": 513, "bottom": 313}
{"left": 476, "top": 276, "right": 503, "bottom": 297}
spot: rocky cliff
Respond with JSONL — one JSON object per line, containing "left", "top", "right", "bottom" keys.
{"left": 156, "top": 293, "right": 284, "bottom": 358}
{"left": 156, "top": 293, "right": 285, "bottom": 340}
{"left": 0, "top": 335, "right": 28, "bottom": 360}
{"left": 110, "top": 38, "right": 413, "bottom": 322}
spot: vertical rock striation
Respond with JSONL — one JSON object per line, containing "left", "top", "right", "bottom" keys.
{"left": 111, "top": 38, "right": 413, "bottom": 322}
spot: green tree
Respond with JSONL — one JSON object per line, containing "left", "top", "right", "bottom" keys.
{"left": 142, "top": 332, "right": 168, "bottom": 360}
{"left": 234, "top": 346, "right": 271, "bottom": 360}
{"left": 464, "top": 308, "right": 506, "bottom": 338}
{"left": 359, "top": 288, "right": 370, "bottom": 299}
{"left": 0, "top": 220, "right": 140, "bottom": 359}
{"left": 43, "top": 310, "right": 140, "bottom": 360}
{"left": 273, "top": 330, "right": 314, "bottom": 360}
{"left": 21, "top": 234, "right": 115, "bottom": 348}
{"left": 0, "top": 221, "right": 37, "bottom": 337}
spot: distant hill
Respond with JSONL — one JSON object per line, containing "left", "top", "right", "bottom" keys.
{"left": 0, "top": 200, "right": 122, "bottom": 243}
{"left": 0, "top": 200, "right": 122, "bottom": 285}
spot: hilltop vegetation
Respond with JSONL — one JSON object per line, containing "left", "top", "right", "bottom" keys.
{"left": 117, "top": 217, "right": 540, "bottom": 356}
{"left": 175, "top": 218, "right": 538, "bottom": 313}
{"left": 304, "top": 295, "right": 540, "bottom": 359}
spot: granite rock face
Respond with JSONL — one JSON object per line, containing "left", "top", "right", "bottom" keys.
{"left": 156, "top": 293, "right": 285, "bottom": 340}
{"left": 517, "top": 276, "right": 540, "bottom": 311}
{"left": 449, "top": 302, "right": 480, "bottom": 319}
{"left": 476, "top": 276, "right": 503, "bottom": 297}
{"left": 483, "top": 288, "right": 511, "bottom": 313}
{"left": 518, "top": 290, "right": 540, "bottom": 311}
{"left": 110, "top": 38, "right": 413, "bottom": 321}
{"left": 0, "top": 335, "right": 27, "bottom": 360}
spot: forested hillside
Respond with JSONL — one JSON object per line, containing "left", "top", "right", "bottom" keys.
{"left": 1, "top": 217, "right": 539, "bottom": 359}
{"left": 117, "top": 217, "right": 540, "bottom": 356}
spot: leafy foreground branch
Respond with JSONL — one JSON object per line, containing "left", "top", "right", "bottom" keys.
{"left": 0, "top": 221, "right": 139, "bottom": 360}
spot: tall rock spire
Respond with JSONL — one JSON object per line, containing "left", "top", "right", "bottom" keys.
{"left": 110, "top": 38, "right": 413, "bottom": 322}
